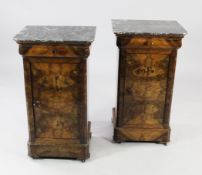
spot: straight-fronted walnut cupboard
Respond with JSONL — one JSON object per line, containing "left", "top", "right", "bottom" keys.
{"left": 14, "top": 26, "right": 96, "bottom": 161}
{"left": 112, "top": 20, "right": 187, "bottom": 144}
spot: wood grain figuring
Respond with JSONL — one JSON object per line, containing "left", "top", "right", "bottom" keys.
{"left": 122, "top": 54, "right": 169, "bottom": 127}
{"left": 19, "top": 44, "right": 90, "bottom": 57}
{"left": 117, "top": 37, "right": 182, "bottom": 48}
{"left": 17, "top": 43, "right": 93, "bottom": 161}
{"left": 14, "top": 26, "right": 95, "bottom": 161}
{"left": 31, "top": 62, "right": 79, "bottom": 139}
{"left": 113, "top": 35, "right": 185, "bottom": 144}
{"left": 114, "top": 127, "right": 170, "bottom": 142}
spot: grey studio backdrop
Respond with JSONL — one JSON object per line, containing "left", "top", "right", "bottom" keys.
{"left": 0, "top": 0, "right": 201, "bottom": 175}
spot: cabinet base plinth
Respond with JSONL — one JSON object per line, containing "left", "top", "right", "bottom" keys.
{"left": 113, "top": 127, "right": 170, "bottom": 144}
{"left": 28, "top": 143, "right": 90, "bottom": 161}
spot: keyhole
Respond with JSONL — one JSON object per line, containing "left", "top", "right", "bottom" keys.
{"left": 52, "top": 49, "right": 57, "bottom": 54}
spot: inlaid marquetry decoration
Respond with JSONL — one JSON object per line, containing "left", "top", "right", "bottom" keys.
{"left": 14, "top": 25, "right": 96, "bottom": 161}
{"left": 112, "top": 19, "right": 187, "bottom": 144}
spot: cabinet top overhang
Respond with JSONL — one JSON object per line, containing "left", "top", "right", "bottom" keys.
{"left": 112, "top": 19, "right": 187, "bottom": 37}
{"left": 14, "top": 26, "right": 96, "bottom": 44}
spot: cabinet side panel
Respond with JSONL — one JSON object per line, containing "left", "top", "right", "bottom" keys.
{"left": 78, "top": 59, "right": 87, "bottom": 144}
{"left": 23, "top": 58, "right": 36, "bottom": 141}
{"left": 116, "top": 49, "right": 126, "bottom": 127}
{"left": 163, "top": 50, "right": 177, "bottom": 126}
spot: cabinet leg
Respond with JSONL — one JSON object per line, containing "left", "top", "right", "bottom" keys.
{"left": 81, "top": 159, "right": 86, "bottom": 162}
{"left": 156, "top": 141, "right": 168, "bottom": 146}
{"left": 114, "top": 140, "right": 122, "bottom": 144}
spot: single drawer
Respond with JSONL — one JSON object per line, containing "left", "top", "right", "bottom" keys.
{"left": 119, "top": 37, "right": 181, "bottom": 48}
{"left": 128, "top": 37, "right": 171, "bottom": 48}
{"left": 128, "top": 37, "right": 150, "bottom": 47}
{"left": 19, "top": 45, "right": 89, "bottom": 57}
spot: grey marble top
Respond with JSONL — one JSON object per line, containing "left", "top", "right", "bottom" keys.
{"left": 112, "top": 19, "right": 187, "bottom": 37}
{"left": 14, "top": 26, "right": 96, "bottom": 44}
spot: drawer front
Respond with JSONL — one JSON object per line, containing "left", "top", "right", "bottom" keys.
{"left": 129, "top": 37, "right": 171, "bottom": 48}
{"left": 20, "top": 45, "right": 88, "bottom": 57}
{"left": 30, "top": 61, "right": 81, "bottom": 139}
{"left": 118, "top": 37, "right": 181, "bottom": 48}
{"left": 120, "top": 53, "right": 169, "bottom": 127}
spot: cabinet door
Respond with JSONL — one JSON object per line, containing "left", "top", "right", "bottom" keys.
{"left": 30, "top": 61, "right": 81, "bottom": 140}
{"left": 121, "top": 53, "right": 170, "bottom": 128}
